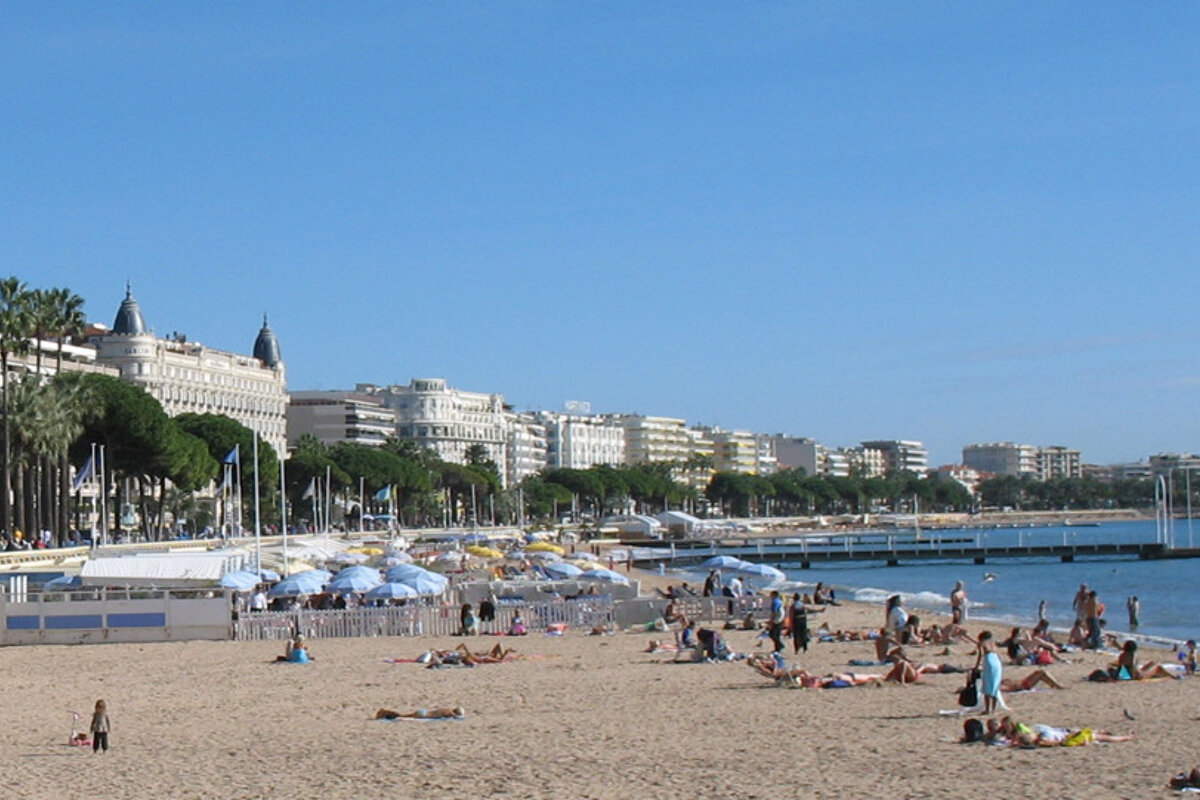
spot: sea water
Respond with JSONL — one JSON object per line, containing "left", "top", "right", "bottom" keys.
{"left": 677, "top": 520, "right": 1199, "bottom": 646}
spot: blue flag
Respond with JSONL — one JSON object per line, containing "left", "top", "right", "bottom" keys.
{"left": 71, "top": 454, "right": 95, "bottom": 492}
{"left": 374, "top": 485, "right": 391, "bottom": 501}
{"left": 223, "top": 444, "right": 240, "bottom": 465}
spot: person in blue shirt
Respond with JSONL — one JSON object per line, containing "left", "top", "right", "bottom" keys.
{"left": 768, "top": 590, "right": 785, "bottom": 653}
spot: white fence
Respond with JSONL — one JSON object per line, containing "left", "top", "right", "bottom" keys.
{"left": 234, "top": 596, "right": 615, "bottom": 642}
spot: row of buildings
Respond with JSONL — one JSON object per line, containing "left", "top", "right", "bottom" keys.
{"left": 26, "top": 287, "right": 1195, "bottom": 495}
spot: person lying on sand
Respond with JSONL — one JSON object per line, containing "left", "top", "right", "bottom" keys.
{"left": 747, "top": 654, "right": 883, "bottom": 688}
{"left": 996, "top": 715, "right": 1134, "bottom": 747}
{"left": 375, "top": 707, "right": 465, "bottom": 720}
{"left": 1000, "top": 668, "right": 1065, "bottom": 691}
{"left": 881, "top": 654, "right": 967, "bottom": 685}
{"left": 423, "top": 644, "right": 518, "bottom": 667}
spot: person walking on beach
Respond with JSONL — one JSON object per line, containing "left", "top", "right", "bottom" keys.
{"left": 950, "top": 581, "right": 968, "bottom": 623}
{"left": 789, "top": 593, "right": 809, "bottom": 654}
{"left": 1038, "top": 600, "right": 1047, "bottom": 624}
{"left": 1072, "top": 584, "right": 1089, "bottom": 623}
{"left": 767, "top": 590, "right": 785, "bottom": 653}
{"left": 1084, "top": 590, "right": 1103, "bottom": 650}
{"left": 885, "top": 595, "right": 908, "bottom": 635}
{"left": 974, "top": 631, "right": 1002, "bottom": 715}
{"left": 1126, "top": 596, "right": 1140, "bottom": 629}
{"left": 89, "top": 699, "right": 110, "bottom": 753}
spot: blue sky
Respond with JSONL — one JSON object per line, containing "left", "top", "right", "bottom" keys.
{"left": 4, "top": 4, "right": 1198, "bottom": 467}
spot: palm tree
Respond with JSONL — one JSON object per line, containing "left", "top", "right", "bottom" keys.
{"left": 47, "top": 289, "right": 87, "bottom": 538}
{"left": 28, "top": 288, "right": 59, "bottom": 376}
{"left": 0, "top": 277, "right": 33, "bottom": 537}
{"left": 48, "top": 287, "right": 86, "bottom": 375}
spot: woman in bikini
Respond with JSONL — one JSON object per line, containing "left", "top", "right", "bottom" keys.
{"left": 375, "top": 706, "right": 465, "bottom": 720}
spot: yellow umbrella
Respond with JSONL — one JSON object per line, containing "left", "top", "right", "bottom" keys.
{"left": 466, "top": 545, "right": 504, "bottom": 559}
{"left": 568, "top": 558, "right": 601, "bottom": 570}
{"left": 525, "top": 542, "right": 565, "bottom": 555}
{"left": 348, "top": 546, "right": 384, "bottom": 556}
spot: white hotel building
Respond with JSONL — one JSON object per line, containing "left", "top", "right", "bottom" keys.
{"left": 358, "top": 379, "right": 510, "bottom": 483}
{"left": 537, "top": 411, "right": 626, "bottom": 470}
{"left": 91, "top": 287, "right": 289, "bottom": 456}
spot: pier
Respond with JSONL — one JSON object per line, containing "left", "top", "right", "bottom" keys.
{"left": 629, "top": 525, "right": 1200, "bottom": 568}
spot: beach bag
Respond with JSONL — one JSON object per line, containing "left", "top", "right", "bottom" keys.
{"left": 958, "top": 675, "right": 978, "bottom": 707}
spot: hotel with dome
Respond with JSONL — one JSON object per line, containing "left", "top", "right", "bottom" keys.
{"left": 90, "top": 286, "right": 289, "bottom": 457}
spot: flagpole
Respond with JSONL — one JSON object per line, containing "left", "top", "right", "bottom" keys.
{"left": 310, "top": 478, "right": 318, "bottom": 537}
{"left": 98, "top": 444, "right": 107, "bottom": 547}
{"left": 252, "top": 427, "right": 261, "bottom": 574}
{"left": 389, "top": 485, "right": 395, "bottom": 534}
{"left": 235, "top": 446, "right": 243, "bottom": 538}
{"left": 358, "top": 476, "right": 365, "bottom": 535}
{"left": 325, "top": 465, "right": 332, "bottom": 536}
{"left": 280, "top": 455, "right": 289, "bottom": 577}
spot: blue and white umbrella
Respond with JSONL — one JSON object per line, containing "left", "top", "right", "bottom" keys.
{"left": 268, "top": 571, "right": 329, "bottom": 598}
{"left": 219, "top": 570, "right": 262, "bottom": 590}
{"left": 385, "top": 564, "right": 442, "bottom": 583}
{"left": 381, "top": 554, "right": 413, "bottom": 566}
{"left": 542, "top": 562, "right": 583, "bottom": 579}
{"left": 579, "top": 568, "right": 630, "bottom": 584}
{"left": 365, "top": 582, "right": 420, "bottom": 601}
{"left": 328, "top": 571, "right": 383, "bottom": 594}
{"left": 335, "top": 565, "right": 382, "bottom": 580}
{"left": 397, "top": 573, "right": 450, "bottom": 596}
{"left": 732, "top": 562, "right": 785, "bottom": 581}
{"left": 252, "top": 567, "right": 281, "bottom": 582}
{"left": 700, "top": 555, "right": 752, "bottom": 570}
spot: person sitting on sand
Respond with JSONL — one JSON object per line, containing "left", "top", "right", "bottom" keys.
{"left": 1182, "top": 640, "right": 1198, "bottom": 675}
{"left": 679, "top": 620, "right": 698, "bottom": 650}
{"left": 1067, "top": 619, "right": 1088, "bottom": 648}
{"left": 996, "top": 715, "right": 1133, "bottom": 747}
{"left": 508, "top": 612, "right": 527, "bottom": 636}
{"left": 1170, "top": 768, "right": 1200, "bottom": 790}
{"left": 275, "top": 633, "right": 310, "bottom": 663}
{"left": 375, "top": 706, "right": 465, "bottom": 720}
{"left": 663, "top": 598, "right": 688, "bottom": 629}
{"left": 924, "top": 621, "right": 976, "bottom": 647}
{"left": 1090, "top": 640, "right": 1180, "bottom": 682}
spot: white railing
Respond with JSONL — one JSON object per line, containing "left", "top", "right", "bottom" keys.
{"left": 233, "top": 596, "right": 615, "bottom": 642}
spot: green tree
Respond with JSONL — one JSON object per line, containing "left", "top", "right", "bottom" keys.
{"left": 0, "top": 277, "right": 33, "bottom": 536}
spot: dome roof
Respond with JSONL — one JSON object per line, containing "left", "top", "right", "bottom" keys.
{"left": 254, "top": 314, "right": 282, "bottom": 367}
{"left": 112, "top": 283, "right": 148, "bottom": 335}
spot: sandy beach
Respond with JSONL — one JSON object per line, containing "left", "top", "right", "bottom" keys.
{"left": 3, "top": 570, "right": 1197, "bottom": 800}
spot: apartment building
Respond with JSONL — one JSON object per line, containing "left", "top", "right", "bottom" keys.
{"left": 287, "top": 391, "right": 397, "bottom": 448}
